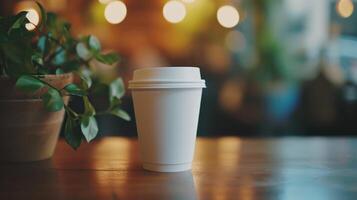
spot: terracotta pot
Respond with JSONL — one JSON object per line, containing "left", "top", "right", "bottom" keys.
{"left": 0, "top": 73, "right": 73, "bottom": 162}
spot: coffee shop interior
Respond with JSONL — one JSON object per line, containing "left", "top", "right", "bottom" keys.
{"left": 1, "top": 0, "right": 356, "bottom": 137}
{"left": 0, "top": 0, "right": 357, "bottom": 200}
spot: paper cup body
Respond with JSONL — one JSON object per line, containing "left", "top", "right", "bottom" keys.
{"left": 129, "top": 67, "right": 205, "bottom": 172}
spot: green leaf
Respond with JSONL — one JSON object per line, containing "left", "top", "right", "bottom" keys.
{"left": 37, "top": 36, "right": 47, "bottom": 53}
{"left": 110, "top": 108, "right": 131, "bottom": 121}
{"left": 109, "top": 97, "right": 121, "bottom": 109}
{"left": 109, "top": 78, "right": 125, "bottom": 101}
{"left": 79, "top": 69, "right": 92, "bottom": 89}
{"left": 46, "top": 12, "right": 57, "bottom": 28}
{"left": 64, "top": 83, "right": 86, "bottom": 96}
{"left": 88, "top": 35, "right": 101, "bottom": 52}
{"left": 62, "top": 23, "right": 71, "bottom": 40}
{"left": 36, "top": 1, "right": 47, "bottom": 31}
{"left": 62, "top": 59, "right": 80, "bottom": 72}
{"left": 76, "top": 42, "right": 91, "bottom": 60}
{"left": 80, "top": 116, "right": 98, "bottom": 142}
{"left": 1, "top": 44, "right": 21, "bottom": 64}
{"left": 79, "top": 75, "right": 92, "bottom": 90}
{"left": 64, "top": 116, "right": 82, "bottom": 150}
{"left": 55, "top": 68, "right": 64, "bottom": 74}
{"left": 83, "top": 96, "right": 95, "bottom": 116}
{"left": 41, "top": 87, "right": 64, "bottom": 112}
{"left": 95, "top": 53, "right": 119, "bottom": 65}
{"left": 80, "top": 35, "right": 90, "bottom": 43}
{"left": 31, "top": 53, "right": 43, "bottom": 67}
{"left": 15, "top": 75, "right": 45, "bottom": 93}
{"left": 52, "top": 47, "right": 65, "bottom": 66}
{"left": 8, "top": 12, "right": 28, "bottom": 33}
{"left": 1, "top": 43, "right": 35, "bottom": 76}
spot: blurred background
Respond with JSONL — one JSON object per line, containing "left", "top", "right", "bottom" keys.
{"left": 1, "top": 0, "right": 357, "bottom": 136}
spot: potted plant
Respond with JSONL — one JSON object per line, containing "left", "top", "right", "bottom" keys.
{"left": 0, "top": 3, "right": 130, "bottom": 161}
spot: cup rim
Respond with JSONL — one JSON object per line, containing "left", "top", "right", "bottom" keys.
{"left": 132, "top": 66, "right": 202, "bottom": 80}
{"left": 133, "top": 66, "right": 199, "bottom": 71}
{"left": 129, "top": 80, "right": 206, "bottom": 89}
{"left": 129, "top": 79, "right": 205, "bottom": 83}
{"left": 130, "top": 67, "right": 206, "bottom": 89}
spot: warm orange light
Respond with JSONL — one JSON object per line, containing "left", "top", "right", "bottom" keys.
{"left": 14, "top": 1, "right": 41, "bottom": 31}
{"left": 163, "top": 0, "right": 186, "bottom": 23}
{"left": 182, "top": 0, "right": 195, "bottom": 3}
{"left": 104, "top": 1, "right": 127, "bottom": 24}
{"left": 337, "top": 0, "right": 354, "bottom": 18}
{"left": 225, "top": 30, "right": 246, "bottom": 53}
{"left": 99, "top": 0, "right": 113, "bottom": 4}
{"left": 25, "top": 8, "right": 39, "bottom": 31}
{"left": 217, "top": 5, "right": 239, "bottom": 28}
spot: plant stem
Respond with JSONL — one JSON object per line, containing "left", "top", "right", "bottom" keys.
{"left": 64, "top": 104, "right": 79, "bottom": 119}
{"left": 32, "top": 75, "right": 59, "bottom": 92}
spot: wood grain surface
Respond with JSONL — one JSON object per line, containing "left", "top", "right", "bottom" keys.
{"left": 1, "top": 137, "right": 356, "bottom": 200}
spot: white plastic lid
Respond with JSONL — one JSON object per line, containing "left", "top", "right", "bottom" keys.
{"left": 129, "top": 67, "right": 206, "bottom": 89}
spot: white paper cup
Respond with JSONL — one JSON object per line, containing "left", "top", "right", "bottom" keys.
{"left": 129, "top": 67, "right": 206, "bottom": 172}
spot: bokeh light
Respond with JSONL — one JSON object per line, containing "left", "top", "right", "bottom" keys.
{"left": 182, "top": 0, "right": 195, "bottom": 3}
{"left": 225, "top": 30, "right": 246, "bottom": 53}
{"left": 99, "top": 0, "right": 113, "bottom": 4}
{"left": 25, "top": 8, "right": 39, "bottom": 31}
{"left": 163, "top": 0, "right": 186, "bottom": 23}
{"left": 217, "top": 5, "right": 239, "bottom": 28}
{"left": 219, "top": 79, "right": 244, "bottom": 112}
{"left": 337, "top": 0, "right": 354, "bottom": 18}
{"left": 104, "top": 1, "right": 127, "bottom": 24}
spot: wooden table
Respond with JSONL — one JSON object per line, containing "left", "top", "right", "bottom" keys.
{"left": 1, "top": 137, "right": 357, "bottom": 200}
